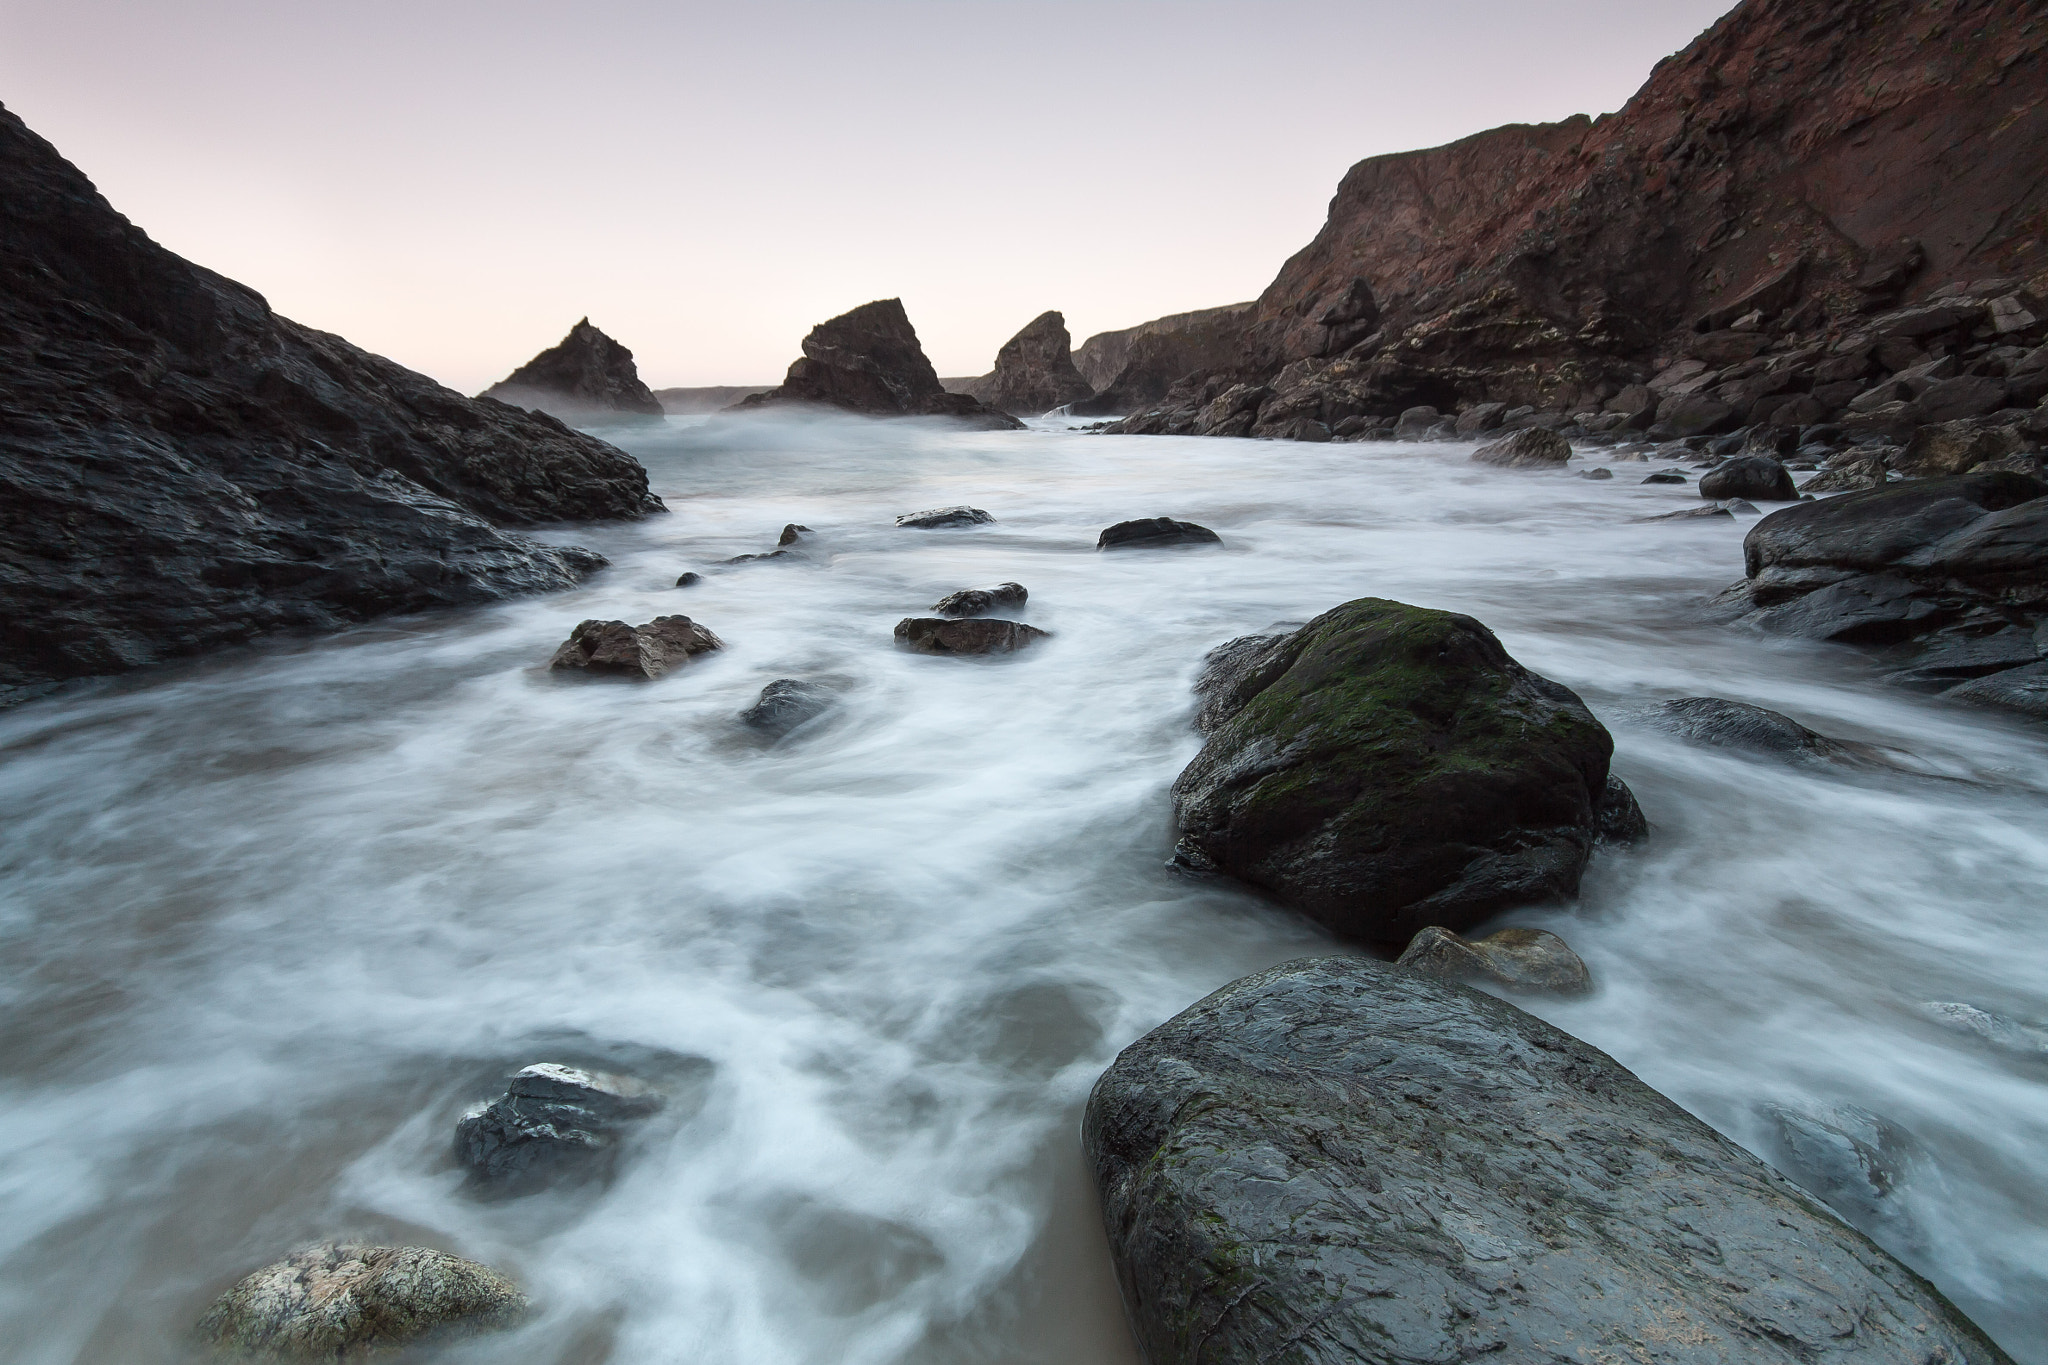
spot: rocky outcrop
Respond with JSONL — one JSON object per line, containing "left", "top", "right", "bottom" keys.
{"left": 1084, "top": 956, "right": 2012, "bottom": 1365}
{"left": 950, "top": 311, "right": 1094, "bottom": 414}
{"left": 734, "top": 299, "right": 1023, "bottom": 429}
{"left": 548, "top": 616, "right": 723, "bottom": 679}
{"left": 894, "top": 617, "right": 1048, "bottom": 656}
{"left": 1069, "top": 304, "right": 1255, "bottom": 415}
{"left": 653, "top": 384, "right": 772, "bottom": 414}
{"left": 1171, "top": 601, "right": 1618, "bottom": 943}
{"left": 457, "top": 1062, "right": 664, "bottom": 1192}
{"left": 479, "top": 319, "right": 665, "bottom": 423}
{"left": 0, "top": 103, "right": 662, "bottom": 704}
{"left": 197, "top": 1243, "right": 526, "bottom": 1360}
{"left": 1096, "top": 518, "right": 1220, "bottom": 550}
{"left": 931, "top": 582, "right": 1027, "bottom": 617}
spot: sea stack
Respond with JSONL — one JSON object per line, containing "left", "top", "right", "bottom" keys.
{"left": 480, "top": 318, "right": 666, "bottom": 423}
{"left": 952, "top": 311, "right": 1095, "bottom": 415}
{"left": 736, "top": 299, "right": 1024, "bottom": 429}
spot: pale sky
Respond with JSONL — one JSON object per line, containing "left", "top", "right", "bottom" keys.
{"left": 1, "top": 0, "right": 1736, "bottom": 390}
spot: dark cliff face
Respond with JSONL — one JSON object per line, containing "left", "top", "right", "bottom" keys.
{"left": 1069, "top": 304, "right": 1253, "bottom": 415}
{"left": 1239, "top": 0, "right": 2048, "bottom": 400}
{"left": 481, "top": 319, "right": 666, "bottom": 422}
{"left": 0, "top": 103, "right": 664, "bottom": 701}
{"left": 736, "top": 299, "right": 1024, "bottom": 428}
{"left": 953, "top": 311, "right": 1094, "bottom": 414}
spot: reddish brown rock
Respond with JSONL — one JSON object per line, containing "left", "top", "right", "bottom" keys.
{"left": 549, "top": 616, "right": 723, "bottom": 679}
{"left": 893, "top": 617, "right": 1048, "bottom": 656}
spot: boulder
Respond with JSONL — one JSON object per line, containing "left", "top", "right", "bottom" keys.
{"left": 1594, "top": 771, "right": 1648, "bottom": 842}
{"left": 1656, "top": 392, "right": 1744, "bottom": 437}
{"left": 1471, "top": 427, "right": 1571, "bottom": 467}
{"left": 1799, "top": 453, "right": 1886, "bottom": 493}
{"left": 1758, "top": 1101, "right": 1922, "bottom": 1230}
{"left": 740, "top": 678, "right": 837, "bottom": 735}
{"left": 547, "top": 616, "right": 723, "bottom": 679}
{"left": 479, "top": 318, "right": 665, "bottom": 423}
{"left": 1647, "top": 696, "right": 1853, "bottom": 761}
{"left": 1084, "top": 957, "right": 2010, "bottom": 1365}
{"left": 1453, "top": 401, "right": 1508, "bottom": 436}
{"left": 197, "top": 1243, "right": 526, "bottom": 1360}
{"left": 1641, "top": 469, "right": 1689, "bottom": 484}
{"left": 1894, "top": 420, "right": 2025, "bottom": 478}
{"left": 1393, "top": 405, "right": 1440, "bottom": 439}
{"left": 1396, "top": 924, "right": 1593, "bottom": 994}
{"left": 1913, "top": 375, "right": 2009, "bottom": 425}
{"left": 1698, "top": 455, "right": 1797, "bottom": 501}
{"left": 896, "top": 506, "right": 994, "bottom": 529}
{"left": 931, "top": 582, "right": 1028, "bottom": 617}
{"left": 1945, "top": 660, "right": 2048, "bottom": 719}
{"left": 1171, "top": 599, "right": 1614, "bottom": 943}
{"left": 674, "top": 571, "right": 703, "bottom": 587}
{"left": 734, "top": 299, "right": 1023, "bottom": 429}
{"left": 893, "top": 618, "right": 1049, "bottom": 656}
{"left": 1578, "top": 466, "right": 1613, "bottom": 479}
{"left": 777, "top": 522, "right": 811, "bottom": 546}
{"left": 457, "top": 1062, "right": 664, "bottom": 1191}
{"left": 1096, "top": 518, "right": 1222, "bottom": 550}
{"left": 952, "top": 311, "right": 1095, "bottom": 414}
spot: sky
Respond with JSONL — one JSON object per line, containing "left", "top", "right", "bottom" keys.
{"left": 1, "top": 0, "right": 1737, "bottom": 391}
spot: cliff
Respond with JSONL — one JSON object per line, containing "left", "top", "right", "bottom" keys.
{"left": 0, "top": 103, "right": 662, "bottom": 702}
{"left": 735, "top": 299, "right": 1024, "bottom": 429}
{"left": 1069, "top": 303, "right": 1254, "bottom": 415}
{"left": 480, "top": 319, "right": 665, "bottom": 423}
{"left": 950, "top": 311, "right": 1095, "bottom": 415}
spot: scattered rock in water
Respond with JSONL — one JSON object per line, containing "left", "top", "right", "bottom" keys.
{"left": 1758, "top": 1100, "right": 1923, "bottom": 1230}
{"left": 547, "top": 616, "right": 723, "bottom": 680}
{"left": 1171, "top": 599, "right": 1617, "bottom": 943}
{"left": 895, "top": 506, "right": 994, "bottom": 529}
{"left": 1921, "top": 1000, "right": 2048, "bottom": 1057}
{"left": 1396, "top": 924, "right": 1593, "bottom": 995}
{"left": 457, "top": 1062, "right": 665, "bottom": 1192}
{"left": 778, "top": 523, "right": 812, "bottom": 546}
{"left": 1637, "top": 504, "right": 1734, "bottom": 522}
{"left": 1470, "top": 427, "right": 1571, "bottom": 468}
{"left": 894, "top": 617, "right": 1049, "bottom": 656}
{"left": 197, "top": 1243, "right": 526, "bottom": 1360}
{"left": 1084, "top": 956, "right": 2008, "bottom": 1365}
{"left": 723, "top": 549, "right": 791, "bottom": 564}
{"left": 1647, "top": 696, "right": 1856, "bottom": 761}
{"left": 1594, "top": 771, "right": 1648, "bottom": 842}
{"left": 1096, "top": 518, "right": 1222, "bottom": 550}
{"left": 930, "top": 582, "right": 1028, "bottom": 617}
{"left": 1642, "top": 469, "right": 1689, "bottom": 484}
{"left": 1578, "top": 466, "right": 1613, "bottom": 480}
{"left": 740, "top": 678, "right": 837, "bottom": 736}
{"left": 1698, "top": 454, "right": 1798, "bottom": 501}
{"left": 674, "top": 572, "right": 702, "bottom": 587}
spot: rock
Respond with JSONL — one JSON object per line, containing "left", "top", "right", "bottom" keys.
{"left": 1578, "top": 466, "right": 1613, "bottom": 479}
{"left": 651, "top": 384, "right": 773, "bottom": 413}
{"left": 777, "top": 522, "right": 811, "bottom": 546}
{"left": 895, "top": 506, "right": 994, "bottom": 529}
{"left": 1944, "top": 660, "right": 2048, "bottom": 719}
{"left": 1470, "top": 427, "right": 1571, "bottom": 467}
{"left": 1393, "top": 405, "right": 1441, "bottom": 438}
{"left": 1396, "top": 924, "right": 1593, "bottom": 995}
{"left": 456, "top": 1062, "right": 664, "bottom": 1190}
{"left": 739, "top": 679, "right": 837, "bottom": 736}
{"left": 1647, "top": 696, "right": 1853, "bottom": 761}
{"left": 1188, "top": 632, "right": 1290, "bottom": 733}
{"left": 1799, "top": 454, "right": 1886, "bottom": 493}
{"left": 1594, "top": 771, "right": 1648, "bottom": 842}
{"left": 1921, "top": 1000, "right": 2048, "bottom": 1056}
{"left": 951, "top": 311, "right": 1094, "bottom": 414}
{"left": 1070, "top": 303, "right": 1255, "bottom": 411}
{"left": 1096, "top": 518, "right": 1222, "bottom": 550}
{"left": 1895, "top": 420, "right": 2025, "bottom": 478}
{"left": 0, "top": 104, "right": 662, "bottom": 701}
{"left": 1758, "top": 1101, "right": 1921, "bottom": 1229}
{"left": 893, "top": 617, "right": 1049, "bottom": 656}
{"left": 547, "top": 616, "right": 723, "bottom": 679}
{"left": 1170, "top": 599, "right": 1615, "bottom": 943}
{"left": 930, "top": 582, "right": 1028, "bottom": 617}
{"left": 1637, "top": 504, "right": 1734, "bottom": 521}
{"left": 734, "top": 298, "right": 1023, "bottom": 429}
{"left": 1656, "top": 393, "right": 1744, "bottom": 437}
{"left": 1084, "top": 957, "right": 2009, "bottom": 1365}
{"left": 1642, "top": 469, "right": 1689, "bottom": 483}
{"left": 479, "top": 318, "right": 666, "bottom": 423}
{"left": 1698, "top": 455, "right": 1797, "bottom": 501}
{"left": 1454, "top": 401, "right": 1508, "bottom": 435}
{"left": 197, "top": 1243, "right": 526, "bottom": 1360}
{"left": 674, "top": 572, "right": 703, "bottom": 587}
{"left": 1885, "top": 626, "right": 2042, "bottom": 688}
{"left": 1914, "top": 375, "right": 2010, "bottom": 425}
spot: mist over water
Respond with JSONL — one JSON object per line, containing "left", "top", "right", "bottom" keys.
{"left": 3, "top": 415, "right": 2046, "bottom": 1363}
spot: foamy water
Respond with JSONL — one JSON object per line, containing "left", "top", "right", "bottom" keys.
{"left": 2, "top": 414, "right": 2044, "bottom": 1362}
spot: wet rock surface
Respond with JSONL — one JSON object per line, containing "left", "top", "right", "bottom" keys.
{"left": 0, "top": 103, "right": 662, "bottom": 703}
{"left": 1085, "top": 956, "right": 2011, "bottom": 1365}
{"left": 1593, "top": 771, "right": 1648, "bottom": 842}
{"left": 950, "top": 311, "right": 1094, "bottom": 415}
{"left": 1470, "top": 427, "right": 1571, "bottom": 468}
{"left": 479, "top": 317, "right": 665, "bottom": 423}
{"left": 734, "top": 299, "right": 1023, "bottom": 429}
{"left": 197, "top": 1242, "right": 526, "bottom": 1360}
{"left": 930, "top": 582, "right": 1027, "bottom": 617}
{"left": 740, "top": 678, "right": 837, "bottom": 735}
{"left": 1096, "top": 518, "right": 1221, "bottom": 550}
{"left": 1699, "top": 454, "right": 1798, "bottom": 501}
{"left": 1171, "top": 599, "right": 1614, "bottom": 943}
{"left": 893, "top": 618, "right": 1048, "bottom": 656}
{"left": 895, "top": 506, "right": 994, "bottom": 529}
{"left": 1648, "top": 696, "right": 1856, "bottom": 761}
{"left": 548, "top": 616, "right": 723, "bottom": 680}
{"left": 457, "top": 1062, "right": 665, "bottom": 1192}
{"left": 1758, "top": 1100, "right": 1924, "bottom": 1231}
{"left": 1396, "top": 923, "right": 1592, "bottom": 994}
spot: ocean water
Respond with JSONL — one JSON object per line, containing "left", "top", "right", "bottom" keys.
{"left": 2, "top": 413, "right": 2044, "bottom": 1362}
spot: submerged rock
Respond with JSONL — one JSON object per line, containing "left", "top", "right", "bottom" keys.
{"left": 1698, "top": 454, "right": 1798, "bottom": 501}
{"left": 740, "top": 679, "right": 837, "bottom": 736}
{"left": 547, "top": 616, "right": 723, "bottom": 679}
{"left": 1471, "top": 427, "right": 1572, "bottom": 468}
{"left": 895, "top": 506, "right": 994, "bottom": 529}
{"left": 931, "top": 582, "right": 1027, "bottom": 617}
{"left": 1171, "top": 599, "right": 1615, "bottom": 943}
{"left": 1647, "top": 696, "right": 1854, "bottom": 761}
{"left": 1396, "top": 923, "right": 1593, "bottom": 994}
{"left": 1921, "top": 1001, "right": 2048, "bottom": 1057}
{"left": 456, "top": 1062, "right": 665, "bottom": 1191}
{"left": 734, "top": 299, "right": 1023, "bottom": 429}
{"left": 1085, "top": 956, "right": 2008, "bottom": 1365}
{"left": 197, "top": 1243, "right": 526, "bottom": 1360}
{"left": 1642, "top": 469, "right": 1690, "bottom": 484}
{"left": 894, "top": 618, "right": 1049, "bottom": 656}
{"left": 1638, "top": 504, "right": 1734, "bottom": 522}
{"left": 1758, "top": 1100, "right": 1923, "bottom": 1229}
{"left": 478, "top": 318, "right": 665, "bottom": 423}
{"left": 1096, "top": 518, "right": 1222, "bottom": 550}
{"left": 674, "top": 571, "right": 703, "bottom": 587}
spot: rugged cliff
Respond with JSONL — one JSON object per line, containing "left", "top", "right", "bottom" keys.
{"left": 0, "top": 103, "right": 662, "bottom": 702}
{"left": 1069, "top": 303, "right": 1252, "bottom": 415}
{"left": 949, "top": 311, "right": 1094, "bottom": 414}
{"left": 736, "top": 299, "right": 1023, "bottom": 428}
{"left": 480, "top": 319, "right": 666, "bottom": 423}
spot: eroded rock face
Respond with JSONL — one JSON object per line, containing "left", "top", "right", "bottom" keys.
{"left": 1096, "top": 518, "right": 1221, "bottom": 550}
{"left": 457, "top": 1063, "right": 664, "bottom": 1191}
{"left": 953, "top": 311, "right": 1094, "bottom": 414}
{"left": 1396, "top": 923, "right": 1592, "bottom": 995}
{"left": 931, "top": 582, "right": 1027, "bottom": 617}
{"left": 0, "top": 103, "right": 662, "bottom": 703}
{"left": 197, "top": 1243, "right": 526, "bottom": 1360}
{"left": 1084, "top": 956, "right": 2011, "bottom": 1365}
{"left": 479, "top": 318, "right": 665, "bottom": 423}
{"left": 1171, "top": 600, "right": 1614, "bottom": 943}
{"left": 893, "top": 618, "right": 1048, "bottom": 656}
{"left": 548, "top": 616, "right": 723, "bottom": 679}
{"left": 735, "top": 299, "right": 1023, "bottom": 429}
{"left": 1069, "top": 304, "right": 1254, "bottom": 415}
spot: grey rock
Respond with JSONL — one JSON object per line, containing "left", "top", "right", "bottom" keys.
{"left": 1885, "top": 626, "right": 2041, "bottom": 688}
{"left": 1396, "top": 924, "right": 1593, "bottom": 994}
{"left": 674, "top": 572, "right": 703, "bottom": 587}
{"left": 1188, "top": 633, "right": 1290, "bottom": 733}
{"left": 1595, "top": 771, "right": 1648, "bottom": 842}
{"left": 1758, "top": 1101, "right": 1923, "bottom": 1229}
{"left": 740, "top": 679, "right": 837, "bottom": 735}
{"left": 1637, "top": 504, "right": 1734, "bottom": 521}
{"left": 1393, "top": 405, "right": 1440, "bottom": 438}
{"left": 1921, "top": 1000, "right": 2048, "bottom": 1056}
{"left": 547, "top": 616, "right": 723, "bottom": 680}
{"left": 1471, "top": 427, "right": 1571, "bottom": 468}
{"left": 1642, "top": 469, "right": 1689, "bottom": 483}
{"left": 1454, "top": 401, "right": 1508, "bottom": 435}
{"left": 1084, "top": 956, "right": 2010, "bottom": 1365}
{"left": 1698, "top": 455, "right": 1798, "bottom": 501}
{"left": 456, "top": 1062, "right": 664, "bottom": 1190}
{"left": 197, "top": 1243, "right": 526, "bottom": 1360}
{"left": 1096, "top": 518, "right": 1222, "bottom": 550}
{"left": 777, "top": 522, "right": 812, "bottom": 546}
{"left": 893, "top": 617, "right": 1049, "bottom": 656}
{"left": 895, "top": 506, "right": 994, "bottom": 529}
{"left": 1648, "top": 696, "right": 1853, "bottom": 761}
{"left": 930, "top": 582, "right": 1028, "bottom": 617}
{"left": 1578, "top": 466, "right": 1613, "bottom": 479}
{"left": 1944, "top": 660, "right": 2048, "bottom": 719}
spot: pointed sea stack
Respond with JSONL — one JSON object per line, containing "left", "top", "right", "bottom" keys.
{"left": 952, "top": 311, "right": 1095, "bottom": 415}
{"left": 736, "top": 299, "right": 1023, "bottom": 429}
{"left": 481, "top": 319, "right": 665, "bottom": 424}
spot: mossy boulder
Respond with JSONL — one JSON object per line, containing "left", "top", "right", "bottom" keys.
{"left": 1171, "top": 599, "right": 1616, "bottom": 942}
{"left": 197, "top": 1243, "right": 526, "bottom": 1360}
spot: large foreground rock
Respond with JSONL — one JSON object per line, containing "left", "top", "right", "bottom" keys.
{"left": 479, "top": 317, "right": 665, "bottom": 423}
{"left": 950, "top": 310, "right": 1094, "bottom": 414}
{"left": 0, "top": 103, "right": 663, "bottom": 703}
{"left": 1171, "top": 600, "right": 1616, "bottom": 942}
{"left": 1084, "top": 956, "right": 2012, "bottom": 1365}
{"left": 734, "top": 299, "right": 1023, "bottom": 429}
{"left": 198, "top": 1243, "right": 526, "bottom": 1359}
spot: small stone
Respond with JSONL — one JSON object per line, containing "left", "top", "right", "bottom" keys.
{"left": 674, "top": 571, "right": 702, "bottom": 587}
{"left": 931, "top": 582, "right": 1028, "bottom": 617}
{"left": 1578, "top": 467, "right": 1613, "bottom": 480}
{"left": 1096, "top": 518, "right": 1222, "bottom": 550}
{"left": 895, "top": 506, "right": 994, "bottom": 528}
{"left": 740, "top": 679, "right": 836, "bottom": 735}
{"left": 1642, "top": 470, "right": 1688, "bottom": 484}
{"left": 894, "top": 617, "right": 1049, "bottom": 655}
{"left": 1396, "top": 924, "right": 1593, "bottom": 995}
{"left": 197, "top": 1243, "right": 526, "bottom": 1360}
{"left": 547, "top": 616, "right": 723, "bottom": 680}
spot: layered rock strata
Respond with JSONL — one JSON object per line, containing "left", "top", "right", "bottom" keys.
{"left": 948, "top": 311, "right": 1094, "bottom": 414}
{"left": 735, "top": 299, "right": 1023, "bottom": 429}
{"left": 1069, "top": 303, "right": 1255, "bottom": 415}
{"left": 0, "top": 103, "right": 662, "bottom": 703}
{"left": 479, "top": 318, "right": 665, "bottom": 423}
